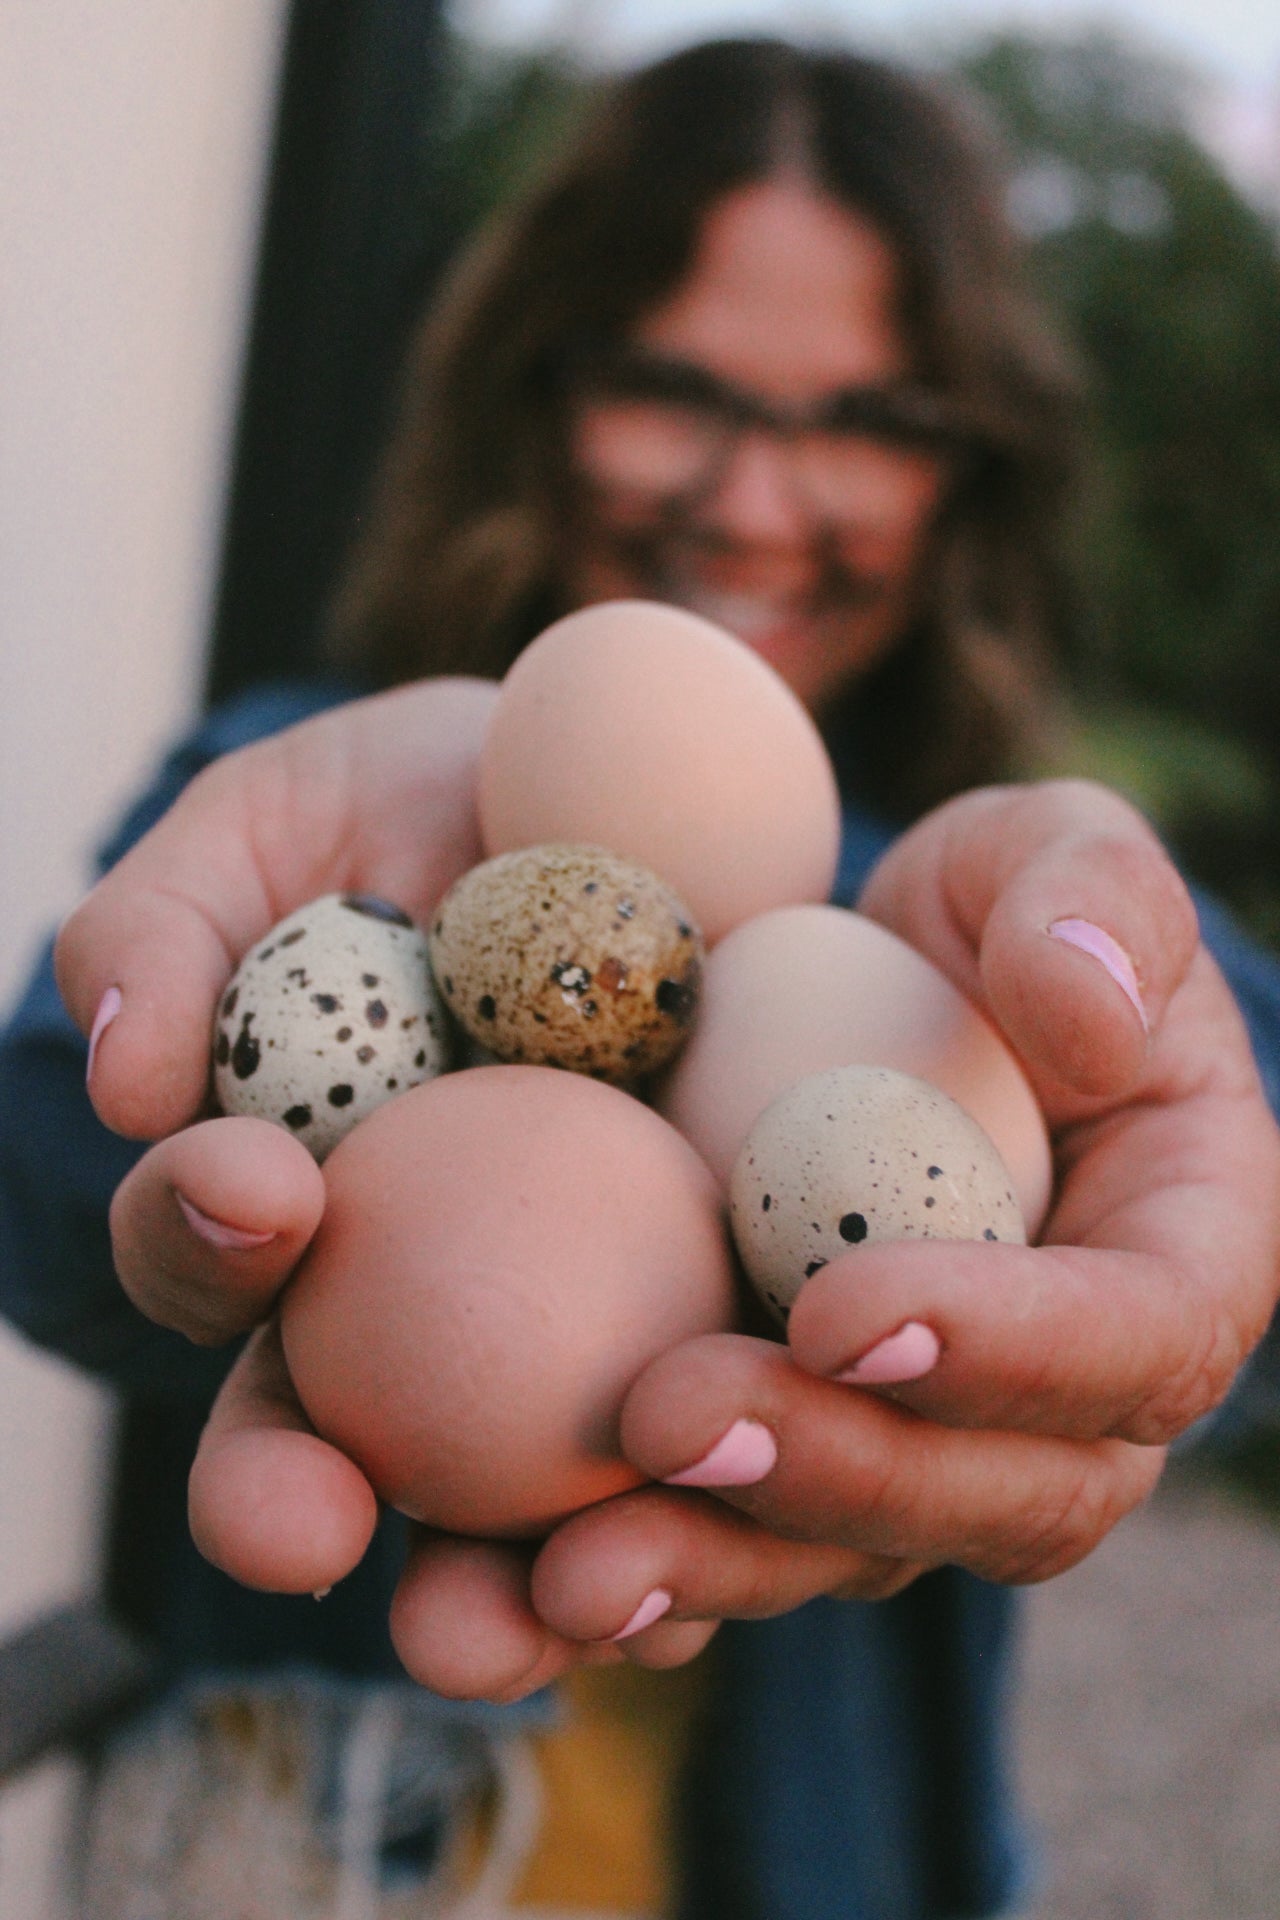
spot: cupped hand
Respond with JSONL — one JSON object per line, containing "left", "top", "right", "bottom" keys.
{"left": 78, "top": 749, "right": 1280, "bottom": 1703}
{"left": 56, "top": 678, "right": 495, "bottom": 1338}
{"left": 387, "top": 779, "right": 1280, "bottom": 1693}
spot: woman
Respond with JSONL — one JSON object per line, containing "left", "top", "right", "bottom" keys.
{"left": 333, "top": 35, "right": 1076, "bottom": 822}
{"left": 7, "top": 37, "right": 1280, "bottom": 1919}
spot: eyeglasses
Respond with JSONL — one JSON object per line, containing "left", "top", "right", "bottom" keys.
{"left": 566, "top": 346, "right": 982, "bottom": 525}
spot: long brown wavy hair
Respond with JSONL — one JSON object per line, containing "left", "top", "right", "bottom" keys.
{"left": 329, "top": 36, "right": 1082, "bottom": 820}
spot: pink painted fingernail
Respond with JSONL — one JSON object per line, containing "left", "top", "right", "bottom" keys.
{"left": 835, "top": 1321, "right": 941, "bottom": 1386}
{"left": 175, "top": 1191, "right": 277, "bottom": 1252}
{"left": 1047, "top": 919, "right": 1147, "bottom": 1031}
{"left": 609, "top": 1589, "right": 673, "bottom": 1642}
{"left": 663, "top": 1418, "right": 777, "bottom": 1488}
{"left": 86, "top": 986, "right": 123, "bottom": 1087}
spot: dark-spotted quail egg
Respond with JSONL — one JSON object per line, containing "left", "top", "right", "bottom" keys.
{"left": 212, "top": 893, "right": 448, "bottom": 1159}
{"left": 730, "top": 1064, "right": 1026, "bottom": 1324}
{"left": 427, "top": 844, "right": 702, "bottom": 1085}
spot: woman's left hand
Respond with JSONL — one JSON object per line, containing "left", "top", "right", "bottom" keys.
{"left": 196, "top": 779, "right": 1280, "bottom": 1699}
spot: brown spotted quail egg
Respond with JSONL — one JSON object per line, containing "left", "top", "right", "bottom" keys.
{"left": 427, "top": 844, "right": 703, "bottom": 1085}
{"left": 212, "top": 893, "right": 449, "bottom": 1159}
{"left": 730, "top": 1064, "right": 1026, "bottom": 1324}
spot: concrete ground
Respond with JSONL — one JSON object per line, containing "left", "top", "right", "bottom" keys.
{"left": 1015, "top": 1458, "right": 1280, "bottom": 1919}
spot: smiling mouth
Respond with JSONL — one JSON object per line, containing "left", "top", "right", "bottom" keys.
{"left": 674, "top": 582, "right": 801, "bottom": 644}
{"left": 584, "top": 515, "right": 892, "bottom": 658}
{"left": 655, "top": 551, "right": 892, "bottom": 650}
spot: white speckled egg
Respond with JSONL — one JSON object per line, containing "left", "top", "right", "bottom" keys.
{"left": 427, "top": 844, "right": 703, "bottom": 1084}
{"left": 730, "top": 1064, "right": 1025, "bottom": 1324}
{"left": 212, "top": 893, "right": 449, "bottom": 1160}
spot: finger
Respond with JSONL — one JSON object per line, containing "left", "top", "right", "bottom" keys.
{"left": 109, "top": 1116, "right": 325, "bottom": 1342}
{"left": 56, "top": 680, "right": 494, "bottom": 1140}
{"left": 613, "top": 1617, "right": 720, "bottom": 1671}
{"left": 788, "top": 956, "right": 1280, "bottom": 1450}
{"left": 616, "top": 1333, "right": 1164, "bottom": 1584}
{"left": 392, "top": 1532, "right": 717, "bottom": 1693}
{"left": 788, "top": 1233, "right": 1273, "bottom": 1449}
{"left": 188, "top": 1319, "right": 378, "bottom": 1593}
{"left": 858, "top": 778, "right": 1199, "bottom": 1105}
{"left": 531, "top": 1483, "right": 919, "bottom": 1646}
{"left": 389, "top": 1535, "right": 595, "bottom": 1702}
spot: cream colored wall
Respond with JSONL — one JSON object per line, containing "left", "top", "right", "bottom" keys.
{"left": 0, "top": 6, "right": 286, "bottom": 1913}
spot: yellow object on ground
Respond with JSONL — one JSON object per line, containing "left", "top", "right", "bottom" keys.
{"left": 508, "top": 1658, "right": 709, "bottom": 1914}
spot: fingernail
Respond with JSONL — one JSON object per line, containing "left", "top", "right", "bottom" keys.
{"left": 663, "top": 1418, "right": 777, "bottom": 1488}
{"left": 175, "top": 1190, "right": 277, "bottom": 1252}
{"left": 609, "top": 1589, "right": 673, "bottom": 1642}
{"left": 1047, "top": 919, "right": 1147, "bottom": 1031}
{"left": 86, "top": 986, "right": 123, "bottom": 1086}
{"left": 835, "top": 1321, "right": 941, "bottom": 1386}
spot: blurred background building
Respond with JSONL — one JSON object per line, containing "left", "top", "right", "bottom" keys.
{"left": 1, "top": 9, "right": 285, "bottom": 1910}
{"left": 2, "top": 3, "right": 1278, "bottom": 1913}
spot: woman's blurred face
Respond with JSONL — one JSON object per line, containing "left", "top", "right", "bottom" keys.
{"left": 565, "top": 178, "right": 952, "bottom": 716}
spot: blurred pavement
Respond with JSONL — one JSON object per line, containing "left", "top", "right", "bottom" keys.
{"left": 1017, "top": 1459, "right": 1280, "bottom": 1918}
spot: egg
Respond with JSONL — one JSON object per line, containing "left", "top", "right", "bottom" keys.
{"left": 477, "top": 600, "right": 842, "bottom": 945}
{"left": 427, "top": 843, "right": 703, "bottom": 1084}
{"left": 658, "top": 903, "right": 1051, "bottom": 1237}
{"left": 212, "top": 893, "right": 448, "bottom": 1160}
{"left": 279, "top": 1064, "right": 738, "bottom": 1538}
{"left": 730, "top": 1064, "right": 1026, "bottom": 1323}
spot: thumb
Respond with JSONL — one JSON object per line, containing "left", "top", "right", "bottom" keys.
{"left": 860, "top": 779, "right": 1200, "bottom": 1105}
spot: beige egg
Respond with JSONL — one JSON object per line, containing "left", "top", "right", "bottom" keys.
{"left": 280, "top": 1065, "right": 737, "bottom": 1538}
{"left": 478, "top": 600, "right": 842, "bottom": 945}
{"left": 658, "top": 903, "right": 1051, "bottom": 1237}
{"left": 212, "top": 893, "right": 448, "bottom": 1160}
{"left": 427, "top": 844, "right": 703, "bottom": 1084}
{"left": 730, "top": 1065, "right": 1026, "bottom": 1324}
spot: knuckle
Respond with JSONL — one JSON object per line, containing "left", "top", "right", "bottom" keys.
{"left": 112, "top": 1244, "right": 236, "bottom": 1347}
{"left": 1126, "top": 1307, "right": 1246, "bottom": 1444}
{"left": 138, "top": 1272, "right": 231, "bottom": 1345}
{"left": 826, "top": 1439, "right": 908, "bottom": 1541}
{"left": 727, "top": 1556, "right": 814, "bottom": 1619}
{"left": 973, "top": 1453, "right": 1133, "bottom": 1585}
{"left": 830, "top": 1557, "right": 922, "bottom": 1603}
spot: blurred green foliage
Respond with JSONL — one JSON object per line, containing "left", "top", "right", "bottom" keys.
{"left": 427, "top": 26, "right": 1280, "bottom": 940}
{"left": 955, "top": 34, "right": 1280, "bottom": 943}
{"left": 427, "top": 34, "right": 589, "bottom": 236}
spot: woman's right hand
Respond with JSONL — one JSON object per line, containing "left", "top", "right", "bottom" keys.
{"left": 52, "top": 670, "right": 733, "bottom": 1669}
{"left": 57, "top": 677, "right": 497, "bottom": 1350}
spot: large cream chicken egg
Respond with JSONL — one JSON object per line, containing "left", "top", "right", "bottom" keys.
{"left": 279, "top": 1065, "right": 737, "bottom": 1539}
{"left": 657, "top": 903, "right": 1052, "bottom": 1237}
{"left": 477, "top": 600, "right": 842, "bottom": 945}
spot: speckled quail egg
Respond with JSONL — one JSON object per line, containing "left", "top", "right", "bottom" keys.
{"left": 212, "top": 893, "right": 449, "bottom": 1160}
{"left": 427, "top": 844, "right": 703, "bottom": 1085}
{"left": 730, "top": 1064, "right": 1026, "bottom": 1324}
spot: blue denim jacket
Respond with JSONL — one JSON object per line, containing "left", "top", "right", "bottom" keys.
{"left": 4, "top": 681, "right": 1279, "bottom": 1918}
